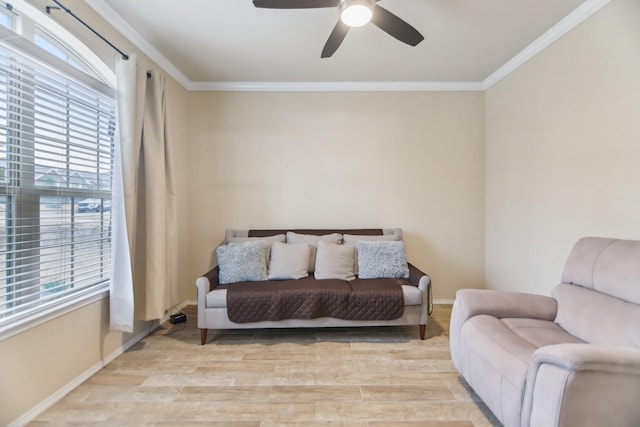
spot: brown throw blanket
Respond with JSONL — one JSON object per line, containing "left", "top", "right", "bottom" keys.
{"left": 225, "top": 276, "right": 407, "bottom": 323}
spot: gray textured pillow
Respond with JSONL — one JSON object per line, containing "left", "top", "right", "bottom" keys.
{"left": 286, "top": 232, "right": 342, "bottom": 272}
{"left": 314, "top": 241, "right": 355, "bottom": 281}
{"left": 227, "top": 234, "right": 285, "bottom": 261}
{"left": 268, "top": 242, "right": 311, "bottom": 280}
{"left": 216, "top": 241, "right": 268, "bottom": 284}
{"left": 357, "top": 241, "right": 410, "bottom": 279}
{"left": 343, "top": 234, "right": 402, "bottom": 275}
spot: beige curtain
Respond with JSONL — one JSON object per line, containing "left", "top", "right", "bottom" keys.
{"left": 111, "top": 55, "right": 178, "bottom": 330}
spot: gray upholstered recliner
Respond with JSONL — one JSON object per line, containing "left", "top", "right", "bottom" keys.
{"left": 450, "top": 237, "right": 640, "bottom": 427}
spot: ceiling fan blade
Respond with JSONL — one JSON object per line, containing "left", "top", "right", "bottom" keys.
{"left": 371, "top": 5, "right": 424, "bottom": 46}
{"left": 321, "top": 20, "right": 349, "bottom": 58}
{"left": 253, "top": 0, "right": 339, "bottom": 8}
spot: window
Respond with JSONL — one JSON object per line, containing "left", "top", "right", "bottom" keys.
{"left": 0, "top": 9, "right": 115, "bottom": 334}
{"left": 0, "top": 4, "right": 16, "bottom": 31}
{"left": 34, "top": 29, "right": 93, "bottom": 75}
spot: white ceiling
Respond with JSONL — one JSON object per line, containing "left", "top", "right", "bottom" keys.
{"left": 84, "top": 0, "right": 607, "bottom": 90}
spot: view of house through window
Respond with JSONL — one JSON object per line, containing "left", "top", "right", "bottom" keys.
{"left": 0, "top": 3, "right": 116, "bottom": 331}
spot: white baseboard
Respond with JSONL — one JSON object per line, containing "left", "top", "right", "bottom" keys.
{"left": 9, "top": 320, "right": 157, "bottom": 427}
{"left": 433, "top": 299, "right": 455, "bottom": 305}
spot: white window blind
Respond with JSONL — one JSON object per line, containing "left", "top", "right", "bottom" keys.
{"left": 0, "top": 26, "right": 116, "bottom": 328}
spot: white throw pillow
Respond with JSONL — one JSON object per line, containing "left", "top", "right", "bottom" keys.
{"left": 357, "top": 240, "right": 410, "bottom": 279}
{"left": 286, "top": 232, "right": 342, "bottom": 272}
{"left": 314, "top": 241, "right": 355, "bottom": 281}
{"left": 268, "top": 242, "right": 311, "bottom": 280}
{"left": 216, "top": 241, "right": 268, "bottom": 284}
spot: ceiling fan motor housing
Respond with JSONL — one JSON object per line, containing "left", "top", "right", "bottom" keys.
{"left": 339, "top": 0, "right": 375, "bottom": 28}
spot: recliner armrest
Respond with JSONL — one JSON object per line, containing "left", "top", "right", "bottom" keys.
{"left": 449, "top": 289, "right": 557, "bottom": 372}
{"left": 453, "top": 289, "right": 557, "bottom": 325}
{"left": 522, "top": 344, "right": 640, "bottom": 426}
{"left": 530, "top": 343, "right": 640, "bottom": 373}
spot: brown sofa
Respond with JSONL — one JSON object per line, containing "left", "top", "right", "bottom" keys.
{"left": 196, "top": 228, "right": 432, "bottom": 345}
{"left": 450, "top": 237, "right": 640, "bottom": 427}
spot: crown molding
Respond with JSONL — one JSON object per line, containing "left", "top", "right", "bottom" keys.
{"left": 482, "top": 0, "right": 612, "bottom": 89}
{"left": 187, "top": 80, "right": 484, "bottom": 92}
{"left": 83, "top": 0, "right": 191, "bottom": 88}
{"left": 86, "top": 0, "right": 611, "bottom": 93}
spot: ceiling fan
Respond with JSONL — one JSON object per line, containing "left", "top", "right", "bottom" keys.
{"left": 252, "top": 0, "right": 424, "bottom": 58}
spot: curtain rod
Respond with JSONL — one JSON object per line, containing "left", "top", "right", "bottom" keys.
{"left": 46, "top": 0, "right": 128, "bottom": 60}
{"left": 45, "top": 1, "right": 152, "bottom": 78}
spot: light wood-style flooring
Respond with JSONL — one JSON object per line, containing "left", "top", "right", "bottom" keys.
{"left": 29, "top": 304, "right": 501, "bottom": 426}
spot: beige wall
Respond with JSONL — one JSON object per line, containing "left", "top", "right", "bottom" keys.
{"left": 186, "top": 91, "right": 486, "bottom": 302}
{"left": 9, "top": 0, "right": 639, "bottom": 423}
{"left": 485, "top": 0, "right": 640, "bottom": 295}
{"left": 1, "top": 2, "right": 190, "bottom": 425}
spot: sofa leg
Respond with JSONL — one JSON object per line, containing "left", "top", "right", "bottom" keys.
{"left": 419, "top": 324, "right": 425, "bottom": 340}
{"left": 200, "top": 328, "right": 207, "bottom": 345}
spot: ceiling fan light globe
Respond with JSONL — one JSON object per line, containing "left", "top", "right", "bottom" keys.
{"left": 340, "top": 4, "right": 372, "bottom": 27}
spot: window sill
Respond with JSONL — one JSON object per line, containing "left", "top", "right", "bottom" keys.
{"left": 0, "top": 285, "right": 109, "bottom": 342}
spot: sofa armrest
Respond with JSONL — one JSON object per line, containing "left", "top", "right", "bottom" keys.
{"left": 408, "top": 263, "right": 432, "bottom": 316}
{"left": 195, "top": 266, "right": 219, "bottom": 329}
{"left": 408, "top": 263, "right": 425, "bottom": 287}
{"left": 202, "top": 266, "right": 220, "bottom": 290}
{"left": 522, "top": 344, "right": 640, "bottom": 427}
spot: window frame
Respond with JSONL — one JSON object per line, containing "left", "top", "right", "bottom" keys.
{"left": 0, "top": 2, "right": 116, "bottom": 340}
